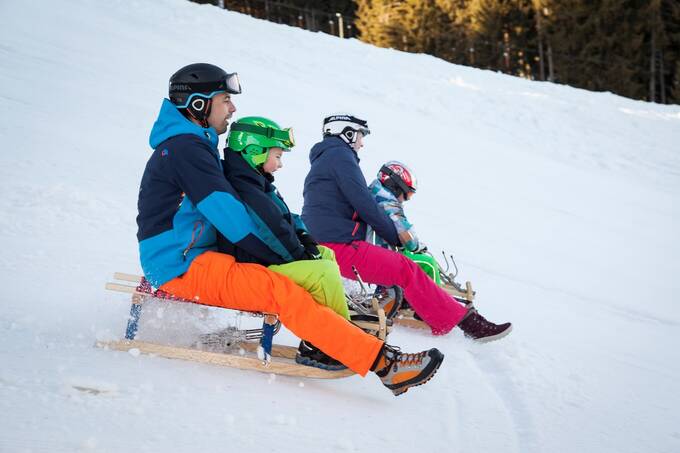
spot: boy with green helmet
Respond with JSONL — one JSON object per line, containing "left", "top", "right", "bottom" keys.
{"left": 220, "top": 116, "right": 353, "bottom": 369}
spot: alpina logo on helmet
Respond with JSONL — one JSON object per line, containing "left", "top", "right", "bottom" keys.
{"left": 170, "top": 83, "right": 192, "bottom": 91}
{"left": 326, "top": 115, "right": 352, "bottom": 122}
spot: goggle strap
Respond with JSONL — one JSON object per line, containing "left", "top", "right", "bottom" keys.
{"left": 231, "top": 123, "right": 292, "bottom": 145}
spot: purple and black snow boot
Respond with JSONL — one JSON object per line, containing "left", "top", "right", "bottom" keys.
{"left": 457, "top": 307, "right": 512, "bottom": 343}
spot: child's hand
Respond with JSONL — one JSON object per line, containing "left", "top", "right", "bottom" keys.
{"left": 297, "top": 230, "right": 321, "bottom": 260}
{"left": 413, "top": 243, "right": 428, "bottom": 254}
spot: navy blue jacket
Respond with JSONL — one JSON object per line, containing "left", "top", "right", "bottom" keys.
{"left": 301, "top": 136, "right": 399, "bottom": 246}
{"left": 217, "top": 150, "right": 307, "bottom": 265}
{"left": 136, "top": 99, "right": 286, "bottom": 286}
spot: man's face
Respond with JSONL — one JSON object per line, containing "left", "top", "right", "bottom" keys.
{"left": 351, "top": 131, "right": 364, "bottom": 151}
{"left": 207, "top": 92, "right": 236, "bottom": 134}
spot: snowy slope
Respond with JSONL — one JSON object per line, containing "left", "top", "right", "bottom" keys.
{"left": 1, "top": 0, "right": 679, "bottom": 452}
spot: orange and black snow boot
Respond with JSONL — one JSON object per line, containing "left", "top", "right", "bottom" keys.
{"left": 373, "top": 344, "right": 444, "bottom": 396}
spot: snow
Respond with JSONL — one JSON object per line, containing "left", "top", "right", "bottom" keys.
{"left": 1, "top": 0, "right": 679, "bottom": 451}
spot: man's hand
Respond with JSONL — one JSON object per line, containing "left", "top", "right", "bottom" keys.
{"left": 297, "top": 230, "right": 321, "bottom": 260}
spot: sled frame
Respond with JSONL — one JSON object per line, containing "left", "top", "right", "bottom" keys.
{"left": 102, "top": 272, "right": 356, "bottom": 379}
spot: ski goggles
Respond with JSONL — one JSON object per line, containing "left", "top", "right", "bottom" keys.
{"left": 380, "top": 165, "right": 416, "bottom": 193}
{"left": 229, "top": 123, "right": 295, "bottom": 148}
{"left": 172, "top": 72, "right": 242, "bottom": 108}
{"left": 218, "top": 72, "right": 242, "bottom": 95}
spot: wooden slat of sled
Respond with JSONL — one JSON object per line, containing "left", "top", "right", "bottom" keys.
{"left": 96, "top": 340, "right": 354, "bottom": 379}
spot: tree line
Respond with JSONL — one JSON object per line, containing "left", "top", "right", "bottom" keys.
{"left": 195, "top": 0, "right": 680, "bottom": 104}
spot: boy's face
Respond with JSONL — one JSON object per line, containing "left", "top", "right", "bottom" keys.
{"left": 262, "top": 147, "right": 284, "bottom": 174}
{"left": 399, "top": 190, "right": 415, "bottom": 203}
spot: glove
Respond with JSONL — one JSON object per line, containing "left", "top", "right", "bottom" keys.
{"left": 412, "top": 243, "right": 428, "bottom": 254}
{"left": 297, "top": 230, "right": 321, "bottom": 260}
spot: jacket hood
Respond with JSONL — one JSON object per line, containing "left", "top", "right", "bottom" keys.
{"left": 309, "top": 136, "right": 359, "bottom": 164}
{"left": 149, "top": 98, "right": 219, "bottom": 150}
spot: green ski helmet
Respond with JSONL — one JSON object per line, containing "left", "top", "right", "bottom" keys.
{"left": 227, "top": 116, "right": 295, "bottom": 169}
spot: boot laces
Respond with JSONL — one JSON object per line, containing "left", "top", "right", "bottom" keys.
{"left": 384, "top": 345, "right": 426, "bottom": 368}
{"left": 398, "top": 351, "right": 427, "bottom": 367}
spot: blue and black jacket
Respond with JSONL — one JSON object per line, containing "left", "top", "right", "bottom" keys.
{"left": 217, "top": 150, "right": 307, "bottom": 265}
{"left": 301, "top": 136, "right": 399, "bottom": 246}
{"left": 137, "top": 99, "right": 288, "bottom": 286}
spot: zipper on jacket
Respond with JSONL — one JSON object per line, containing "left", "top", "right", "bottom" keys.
{"left": 183, "top": 221, "right": 205, "bottom": 261}
{"left": 351, "top": 211, "right": 360, "bottom": 237}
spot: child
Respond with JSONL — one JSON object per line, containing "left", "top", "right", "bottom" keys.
{"left": 220, "top": 117, "right": 349, "bottom": 319}
{"left": 367, "top": 161, "right": 444, "bottom": 286}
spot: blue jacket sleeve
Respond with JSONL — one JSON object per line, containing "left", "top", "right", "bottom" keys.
{"left": 167, "top": 137, "right": 287, "bottom": 263}
{"left": 331, "top": 151, "right": 399, "bottom": 246}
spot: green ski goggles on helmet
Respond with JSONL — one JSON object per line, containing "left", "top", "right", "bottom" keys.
{"left": 229, "top": 122, "right": 295, "bottom": 148}
{"left": 227, "top": 116, "right": 295, "bottom": 170}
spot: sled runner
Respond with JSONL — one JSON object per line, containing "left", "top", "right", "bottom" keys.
{"left": 99, "top": 272, "right": 373, "bottom": 379}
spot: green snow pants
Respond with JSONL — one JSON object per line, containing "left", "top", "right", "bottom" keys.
{"left": 269, "top": 245, "right": 350, "bottom": 320}
{"left": 401, "top": 249, "right": 442, "bottom": 286}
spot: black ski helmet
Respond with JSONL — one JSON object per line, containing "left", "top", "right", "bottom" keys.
{"left": 169, "top": 63, "right": 242, "bottom": 126}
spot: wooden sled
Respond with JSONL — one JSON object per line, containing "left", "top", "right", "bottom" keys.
{"left": 101, "top": 272, "right": 357, "bottom": 379}
{"left": 394, "top": 309, "right": 430, "bottom": 331}
{"left": 441, "top": 280, "right": 475, "bottom": 302}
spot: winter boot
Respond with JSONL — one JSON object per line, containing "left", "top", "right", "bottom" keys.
{"left": 372, "top": 344, "right": 444, "bottom": 396}
{"left": 373, "top": 285, "right": 404, "bottom": 320}
{"left": 457, "top": 307, "right": 512, "bottom": 343}
{"left": 295, "top": 341, "right": 348, "bottom": 371}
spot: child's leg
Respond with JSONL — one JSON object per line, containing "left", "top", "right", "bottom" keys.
{"left": 268, "top": 248, "right": 350, "bottom": 320}
{"left": 401, "top": 250, "right": 442, "bottom": 285}
{"left": 160, "top": 251, "right": 381, "bottom": 375}
{"left": 323, "top": 241, "right": 467, "bottom": 335}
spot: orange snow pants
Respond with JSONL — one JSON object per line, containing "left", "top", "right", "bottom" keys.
{"left": 160, "top": 251, "right": 383, "bottom": 376}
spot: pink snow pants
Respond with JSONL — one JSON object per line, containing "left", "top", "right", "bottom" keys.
{"left": 322, "top": 241, "right": 467, "bottom": 335}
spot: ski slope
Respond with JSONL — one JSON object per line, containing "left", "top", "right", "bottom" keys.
{"left": 1, "top": 0, "right": 679, "bottom": 451}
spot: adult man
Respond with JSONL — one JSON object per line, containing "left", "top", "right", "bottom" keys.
{"left": 301, "top": 114, "right": 512, "bottom": 341}
{"left": 135, "top": 64, "right": 444, "bottom": 396}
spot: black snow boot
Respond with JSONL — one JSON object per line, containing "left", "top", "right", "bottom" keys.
{"left": 295, "top": 341, "right": 348, "bottom": 371}
{"left": 458, "top": 307, "right": 512, "bottom": 343}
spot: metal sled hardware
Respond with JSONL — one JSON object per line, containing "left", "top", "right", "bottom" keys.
{"left": 433, "top": 251, "right": 476, "bottom": 302}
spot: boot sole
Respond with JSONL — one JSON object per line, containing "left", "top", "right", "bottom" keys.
{"left": 388, "top": 350, "right": 445, "bottom": 396}
{"left": 295, "top": 355, "right": 348, "bottom": 371}
{"left": 469, "top": 324, "right": 513, "bottom": 343}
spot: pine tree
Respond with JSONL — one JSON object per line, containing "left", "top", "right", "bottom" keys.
{"left": 355, "top": 0, "right": 469, "bottom": 59}
{"left": 461, "top": 0, "right": 538, "bottom": 76}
